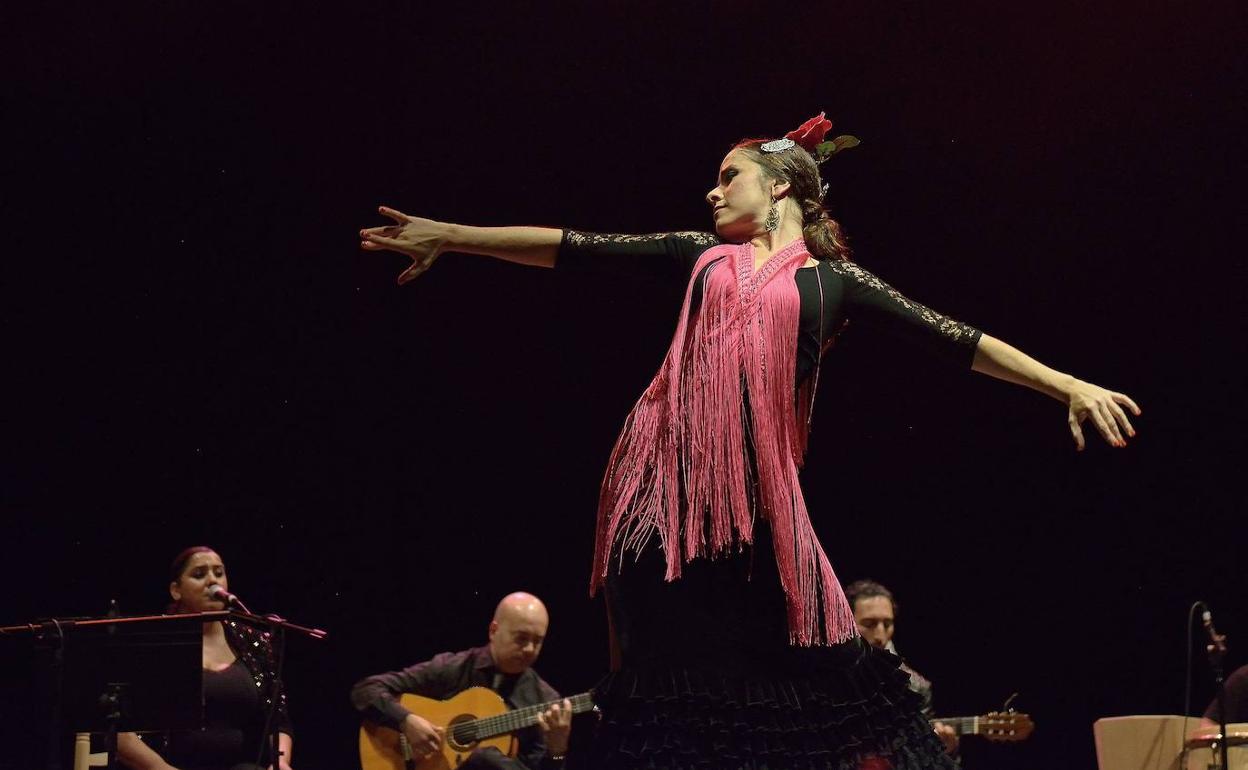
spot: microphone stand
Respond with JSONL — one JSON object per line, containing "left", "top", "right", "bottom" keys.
{"left": 1202, "top": 608, "right": 1230, "bottom": 770}
{"left": 225, "top": 608, "right": 326, "bottom": 770}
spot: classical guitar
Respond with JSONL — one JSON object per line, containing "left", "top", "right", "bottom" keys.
{"left": 359, "top": 687, "right": 596, "bottom": 770}
{"left": 931, "top": 711, "right": 1034, "bottom": 741}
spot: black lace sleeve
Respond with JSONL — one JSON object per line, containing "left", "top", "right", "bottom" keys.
{"left": 828, "top": 260, "right": 982, "bottom": 367}
{"left": 556, "top": 230, "right": 721, "bottom": 284}
{"left": 224, "top": 619, "right": 294, "bottom": 737}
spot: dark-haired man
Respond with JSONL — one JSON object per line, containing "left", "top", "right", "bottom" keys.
{"left": 846, "top": 579, "right": 958, "bottom": 756}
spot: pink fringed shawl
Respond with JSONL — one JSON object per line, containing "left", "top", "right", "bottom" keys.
{"left": 589, "top": 238, "right": 857, "bottom": 646}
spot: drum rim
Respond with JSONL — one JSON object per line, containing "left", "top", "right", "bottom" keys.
{"left": 1184, "top": 733, "right": 1248, "bottom": 749}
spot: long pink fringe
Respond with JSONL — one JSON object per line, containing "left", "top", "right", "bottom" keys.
{"left": 590, "top": 239, "right": 857, "bottom": 646}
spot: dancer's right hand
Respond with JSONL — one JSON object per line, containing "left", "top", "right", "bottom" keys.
{"left": 401, "top": 713, "right": 445, "bottom": 759}
{"left": 360, "top": 206, "right": 448, "bottom": 285}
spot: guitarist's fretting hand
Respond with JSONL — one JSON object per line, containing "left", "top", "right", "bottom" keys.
{"left": 535, "top": 699, "right": 573, "bottom": 757}
{"left": 402, "top": 713, "right": 445, "bottom": 760}
{"left": 932, "top": 721, "right": 958, "bottom": 755}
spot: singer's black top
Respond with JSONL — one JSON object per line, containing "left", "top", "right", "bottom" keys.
{"left": 164, "top": 619, "right": 293, "bottom": 770}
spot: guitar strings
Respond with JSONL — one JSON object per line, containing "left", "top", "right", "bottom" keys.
{"left": 452, "top": 694, "right": 593, "bottom": 742}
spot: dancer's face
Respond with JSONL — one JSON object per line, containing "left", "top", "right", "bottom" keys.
{"left": 169, "top": 550, "right": 229, "bottom": 613}
{"left": 852, "top": 595, "right": 895, "bottom": 649}
{"left": 706, "top": 150, "right": 781, "bottom": 241}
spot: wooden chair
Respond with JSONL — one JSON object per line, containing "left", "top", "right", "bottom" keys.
{"left": 72, "top": 733, "right": 107, "bottom": 770}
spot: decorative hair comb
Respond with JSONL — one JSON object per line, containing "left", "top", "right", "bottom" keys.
{"left": 762, "top": 112, "right": 860, "bottom": 163}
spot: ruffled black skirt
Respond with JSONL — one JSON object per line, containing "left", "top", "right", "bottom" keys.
{"left": 580, "top": 524, "right": 955, "bottom": 770}
{"left": 585, "top": 646, "right": 954, "bottom": 770}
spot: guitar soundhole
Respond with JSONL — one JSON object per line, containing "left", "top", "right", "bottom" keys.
{"left": 446, "top": 714, "right": 477, "bottom": 752}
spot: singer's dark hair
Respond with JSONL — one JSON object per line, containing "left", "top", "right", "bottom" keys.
{"left": 169, "top": 545, "right": 217, "bottom": 582}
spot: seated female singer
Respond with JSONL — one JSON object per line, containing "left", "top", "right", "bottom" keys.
{"left": 116, "top": 546, "right": 294, "bottom": 770}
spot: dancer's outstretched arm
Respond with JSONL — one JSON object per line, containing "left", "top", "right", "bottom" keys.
{"left": 972, "top": 333, "right": 1140, "bottom": 451}
{"left": 359, "top": 206, "right": 561, "bottom": 284}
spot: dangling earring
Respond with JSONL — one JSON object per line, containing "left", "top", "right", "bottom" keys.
{"left": 764, "top": 199, "right": 780, "bottom": 231}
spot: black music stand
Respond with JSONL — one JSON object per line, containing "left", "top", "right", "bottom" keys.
{"left": 62, "top": 613, "right": 205, "bottom": 766}
{"left": 3, "top": 612, "right": 222, "bottom": 770}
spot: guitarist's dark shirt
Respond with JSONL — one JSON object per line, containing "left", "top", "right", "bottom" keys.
{"left": 351, "top": 645, "right": 563, "bottom": 770}
{"left": 1204, "top": 663, "right": 1248, "bottom": 723}
{"left": 899, "top": 659, "right": 936, "bottom": 719}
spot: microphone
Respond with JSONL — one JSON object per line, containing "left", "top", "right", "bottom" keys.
{"left": 208, "top": 585, "right": 251, "bottom": 613}
{"left": 1200, "top": 603, "right": 1229, "bottom": 656}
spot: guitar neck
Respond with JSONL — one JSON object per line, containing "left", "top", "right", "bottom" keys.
{"left": 460, "top": 692, "right": 595, "bottom": 742}
{"left": 932, "top": 716, "right": 982, "bottom": 736}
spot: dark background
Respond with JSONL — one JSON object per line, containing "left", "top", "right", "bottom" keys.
{"left": 3, "top": 2, "right": 1245, "bottom": 768}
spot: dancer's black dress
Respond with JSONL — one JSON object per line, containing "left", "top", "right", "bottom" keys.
{"left": 558, "top": 231, "right": 979, "bottom": 770}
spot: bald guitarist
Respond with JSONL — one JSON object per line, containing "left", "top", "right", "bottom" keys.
{"left": 351, "top": 593, "right": 573, "bottom": 769}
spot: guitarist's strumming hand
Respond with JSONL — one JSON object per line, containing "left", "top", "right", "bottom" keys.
{"left": 401, "top": 713, "right": 445, "bottom": 760}
{"left": 536, "top": 698, "right": 573, "bottom": 757}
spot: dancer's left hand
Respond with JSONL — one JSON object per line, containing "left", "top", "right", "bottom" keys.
{"left": 1066, "top": 380, "right": 1140, "bottom": 451}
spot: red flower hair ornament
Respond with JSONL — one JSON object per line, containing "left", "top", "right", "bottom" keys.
{"left": 761, "top": 111, "right": 860, "bottom": 163}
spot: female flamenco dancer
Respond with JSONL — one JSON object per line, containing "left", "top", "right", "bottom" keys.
{"left": 116, "top": 547, "right": 294, "bottom": 770}
{"left": 359, "top": 114, "right": 1139, "bottom": 769}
